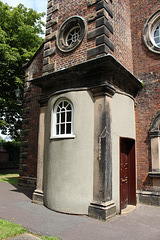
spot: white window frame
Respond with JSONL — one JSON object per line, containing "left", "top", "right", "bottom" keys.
{"left": 50, "top": 98, "right": 75, "bottom": 139}
{"left": 151, "top": 19, "right": 160, "bottom": 48}
{"left": 65, "top": 26, "right": 81, "bottom": 46}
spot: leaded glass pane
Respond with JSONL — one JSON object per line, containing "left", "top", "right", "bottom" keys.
{"left": 56, "top": 125, "right": 59, "bottom": 135}
{"left": 57, "top": 106, "right": 60, "bottom": 112}
{"left": 67, "top": 111, "right": 71, "bottom": 122}
{"left": 57, "top": 113, "right": 60, "bottom": 123}
{"left": 154, "top": 26, "right": 159, "bottom": 37}
{"left": 153, "top": 23, "right": 160, "bottom": 48}
{"left": 66, "top": 27, "right": 80, "bottom": 46}
{"left": 61, "top": 112, "right": 65, "bottom": 123}
{"left": 64, "top": 101, "right": 68, "bottom": 107}
{"left": 67, "top": 104, "right": 71, "bottom": 110}
{"left": 66, "top": 123, "right": 71, "bottom": 134}
{"left": 155, "top": 37, "right": 160, "bottom": 45}
{"left": 61, "top": 124, "right": 65, "bottom": 134}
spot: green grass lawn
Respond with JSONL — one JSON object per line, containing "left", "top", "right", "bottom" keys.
{"left": 0, "top": 219, "right": 27, "bottom": 239}
{"left": 0, "top": 219, "right": 59, "bottom": 239}
{"left": 0, "top": 172, "right": 59, "bottom": 239}
{"left": 0, "top": 171, "right": 19, "bottom": 185}
{"left": 41, "top": 236, "right": 59, "bottom": 240}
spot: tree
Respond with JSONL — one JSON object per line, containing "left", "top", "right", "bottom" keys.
{"left": 0, "top": 1, "right": 45, "bottom": 141}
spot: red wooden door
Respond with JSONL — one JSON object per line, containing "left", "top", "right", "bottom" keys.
{"left": 120, "top": 138, "right": 136, "bottom": 211}
{"left": 120, "top": 139, "right": 129, "bottom": 210}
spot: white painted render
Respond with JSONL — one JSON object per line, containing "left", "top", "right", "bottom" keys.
{"left": 43, "top": 90, "right": 94, "bottom": 214}
{"left": 112, "top": 92, "right": 136, "bottom": 212}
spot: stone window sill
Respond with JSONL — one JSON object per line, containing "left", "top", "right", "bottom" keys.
{"left": 50, "top": 135, "right": 75, "bottom": 140}
{"left": 148, "top": 172, "right": 160, "bottom": 178}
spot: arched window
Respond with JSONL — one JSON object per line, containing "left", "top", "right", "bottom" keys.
{"left": 52, "top": 99, "right": 74, "bottom": 138}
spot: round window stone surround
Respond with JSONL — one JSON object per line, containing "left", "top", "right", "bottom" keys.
{"left": 143, "top": 10, "right": 160, "bottom": 54}
{"left": 56, "top": 16, "right": 86, "bottom": 53}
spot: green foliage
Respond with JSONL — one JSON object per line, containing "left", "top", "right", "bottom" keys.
{"left": 41, "top": 236, "right": 59, "bottom": 240}
{"left": 0, "top": 140, "right": 20, "bottom": 167}
{"left": 0, "top": 219, "right": 27, "bottom": 239}
{"left": 0, "top": 1, "right": 45, "bottom": 141}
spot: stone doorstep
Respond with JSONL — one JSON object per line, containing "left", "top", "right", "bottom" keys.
{"left": 121, "top": 205, "right": 136, "bottom": 215}
{"left": 8, "top": 233, "right": 41, "bottom": 240}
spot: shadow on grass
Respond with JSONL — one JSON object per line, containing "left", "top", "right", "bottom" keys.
{"left": 0, "top": 176, "right": 19, "bottom": 185}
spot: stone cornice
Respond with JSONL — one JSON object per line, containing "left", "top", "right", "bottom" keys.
{"left": 31, "top": 55, "right": 142, "bottom": 98}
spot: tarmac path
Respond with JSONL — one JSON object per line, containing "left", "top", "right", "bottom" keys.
{"left": 0, "top": 181, "right": 160, "bottom": 240}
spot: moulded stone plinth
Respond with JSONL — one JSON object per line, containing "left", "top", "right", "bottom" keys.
{"left": 88, "top": 200, "right": 116, "bottom": 221}
{"left": 137, "top": 190, "right": 160, "bottom": 206}
{"left": 32, "top": 190, "right": 44, "bottom": 205}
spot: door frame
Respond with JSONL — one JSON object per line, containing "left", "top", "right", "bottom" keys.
{"left": 120, "top": 137, "right": 136, "bottom": 212}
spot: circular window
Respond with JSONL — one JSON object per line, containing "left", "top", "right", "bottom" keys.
{"left": 65, "top": 26, "right": 81, "bottom": 46}
{"left": 56, "top": 16, "right": 86, "bottom": 52}
{"left": 151, "top": 20, "right": 160, "bottom": 48}
{"left": 143, "top": 10, "right": 160, "bottom": 54}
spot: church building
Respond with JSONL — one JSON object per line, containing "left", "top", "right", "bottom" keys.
{"left": 19, "top": 0, "right": 160, "bottom": 220}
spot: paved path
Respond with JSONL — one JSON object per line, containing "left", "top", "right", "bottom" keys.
{"left": 0, "top": 181, "right": 160, "bottom": 240}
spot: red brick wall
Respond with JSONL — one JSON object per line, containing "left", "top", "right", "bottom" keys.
{"left": 130, "top": 0, "right": 160, "bottom": 79}
{"left": 136, "top": 81, "right": 160, "bottom": 191}
{"left": 24, "top": 85, "right": 41, "bottom": 177}
{"left": 48, "top": 0, "right": 95, "bottom": 70}
{"left": 45, "top": 0, "right": 133, "bottom": 72}
{"left": 19, "top": 47, "right": 43, "bottom": 186}
{"left": 130, "top": 0, "right": 160, "bottom": 191}
{"left": 111, "top": 0, "right": 133, "bottom": 72}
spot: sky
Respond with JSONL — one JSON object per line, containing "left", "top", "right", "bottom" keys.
{"left": 1, "top": 0, "right": 48, "bottom": 27}
{"left": 2, "top": 0, "right": 47, "bottom": 14}
{"left": 0, "top": 0, "right": 48, "bottom": 140}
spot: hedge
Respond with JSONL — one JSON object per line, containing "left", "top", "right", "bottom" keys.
{"left": 0, "top": 140, "right": 20, "bottom": 168}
